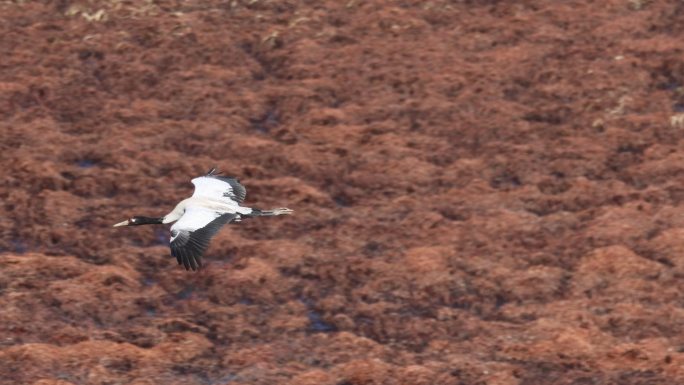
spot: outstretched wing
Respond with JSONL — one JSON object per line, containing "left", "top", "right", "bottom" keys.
{"left": 191, "top": 168, "right": 246, "bottom": 204}
{"left": 169, "top": 206, "right": 236, "bottom": 271}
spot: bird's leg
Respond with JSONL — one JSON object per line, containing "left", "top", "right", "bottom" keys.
{"left": 244, "top": 208, "right": 294, "bottom": 218}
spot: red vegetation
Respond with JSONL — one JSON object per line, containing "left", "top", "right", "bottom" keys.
{"left": 2, "top": 1, "right": 684, "bottom": 384}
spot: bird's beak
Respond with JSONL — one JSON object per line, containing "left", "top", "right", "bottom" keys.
{"left": 113, "top": 220, "right": 129, "bottom": 227}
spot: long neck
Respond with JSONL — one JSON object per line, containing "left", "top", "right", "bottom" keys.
{"left": 135, "top": 216, "right": 165, "bottom": 225}
{"left": 162, "top": 200, "right": 188, "bottom": 224}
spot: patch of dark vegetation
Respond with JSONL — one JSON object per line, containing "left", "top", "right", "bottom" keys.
{"left": 76, "top": 159, "right": 97, "bottom": 168}
{"left": 250, "top": 103, "right": 280, "bottom": 133}
{"left": 522, "top": 107, "right": 571, "bottom": 125}
{"left": 490, "top": 170, "right": 521, "bottom": 189}
{"left": 300, "top": 298, "right": 337, "bottom": 333}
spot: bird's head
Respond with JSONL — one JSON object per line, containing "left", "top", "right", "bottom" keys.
{"left": 113, "top": 216, "right": 163, "bottom": 227}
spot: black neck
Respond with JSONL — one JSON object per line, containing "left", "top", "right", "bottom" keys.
{"left": 133, "top": 216, "right": 164, "bottom": 225}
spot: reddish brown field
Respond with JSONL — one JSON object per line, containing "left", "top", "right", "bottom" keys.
{"left": 2, "top": 1, "right": 684, "bottom": 384}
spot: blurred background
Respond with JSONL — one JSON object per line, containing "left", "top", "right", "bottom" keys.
{"left": 2, "top": 1, "right": 684, "bottom": 384}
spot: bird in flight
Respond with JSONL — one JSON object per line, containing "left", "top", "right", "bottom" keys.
{"left": 113, "top": 167, "right": 293, "bottom": 271}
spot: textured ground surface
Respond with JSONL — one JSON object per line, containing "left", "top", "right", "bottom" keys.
{"left": 2, "top": 1, "right": 684, "bottom": 384}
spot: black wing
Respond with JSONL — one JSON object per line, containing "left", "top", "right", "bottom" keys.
{"left": 169, "top": 213, "right": 237, "bottom": 271}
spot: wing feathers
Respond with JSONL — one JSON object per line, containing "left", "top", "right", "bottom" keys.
{"left": 191, "top": 170, "right": 247, "bottom": 203}
{"left": 170, "top": 212, "right": 236, "bottom": 271}
{"left": 166, "top": 168, "right": 248, "bottom": 271}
